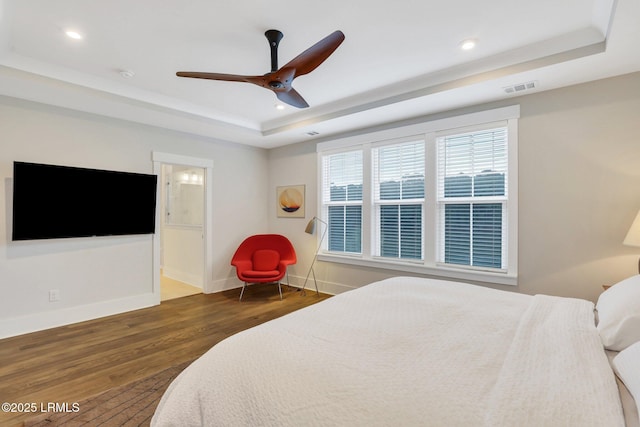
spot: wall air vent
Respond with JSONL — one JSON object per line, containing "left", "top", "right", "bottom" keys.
{"left": 504, "top": 81, "right": 537, "bottom": 94}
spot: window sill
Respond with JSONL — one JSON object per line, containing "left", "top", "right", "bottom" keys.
{"left": 317, "top": 253, "right": 518, "bottom": 286}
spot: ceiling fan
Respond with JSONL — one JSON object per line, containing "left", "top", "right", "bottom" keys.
{"left": 176, "top": 29, "right": 345, "bottom": 109}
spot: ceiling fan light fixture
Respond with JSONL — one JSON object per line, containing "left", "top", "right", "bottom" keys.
{"left": 460, "top": 38, "right": 477, "bottom": 50}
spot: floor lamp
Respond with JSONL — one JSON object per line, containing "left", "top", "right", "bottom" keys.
{"left": 301, "top": 216, "right": 327, "bottom": 295}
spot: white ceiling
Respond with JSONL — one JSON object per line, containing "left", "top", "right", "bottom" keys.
{"left": 1, "top": 0, "right": 639, "bottom": 149}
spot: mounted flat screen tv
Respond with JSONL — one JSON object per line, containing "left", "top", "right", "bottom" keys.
{"left": 12, "top": 162, "right": 158, "bottom": 241}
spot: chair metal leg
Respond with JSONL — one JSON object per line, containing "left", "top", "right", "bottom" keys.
{"left": 240, "top": 281, "right": 284, "bottom": 301}
{"left": 239, "top": 282, "right": 248, "bottom": 301}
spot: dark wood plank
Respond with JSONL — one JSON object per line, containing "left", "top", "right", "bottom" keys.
{"left": 0, "top": 285, "right": 330, "bottom": 426}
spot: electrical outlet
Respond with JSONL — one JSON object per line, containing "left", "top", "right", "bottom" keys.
{"left": 49, "top": 289, "right": 60, "bottom": 302}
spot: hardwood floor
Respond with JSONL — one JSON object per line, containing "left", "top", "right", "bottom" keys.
{"left": 0, "top": 285, "right": 330, "bottom": 426}
{"left": 160, "top": 274, "right": 202, "bottom": 301}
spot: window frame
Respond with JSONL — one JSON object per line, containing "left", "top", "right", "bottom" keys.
{"left": 435, "top": 123, "right": 510, "bottom": 272}
{"left": 316, "top": 106, "right": 519, "bottom": 286}
{"left": 372, "top": 138, "right": 426, "bottom": 260}
{"left": 320, "top": 148, "right": 364, "bottom": 255}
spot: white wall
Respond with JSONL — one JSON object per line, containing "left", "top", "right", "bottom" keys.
{"left": 162, "top": 226, "right": 204, "bottom": 287}
{"left": 0, "top": 96, "right": 269, "bottom": 338}
{"left": 268, "top": 72, "right": 640, "bottom": 302}
{"left": 2, "top": 71, "right": 639, "bottom": 338}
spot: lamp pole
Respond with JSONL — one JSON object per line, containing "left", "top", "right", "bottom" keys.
{"left": 301, "top": 216, "right": 327, "bottom": 295}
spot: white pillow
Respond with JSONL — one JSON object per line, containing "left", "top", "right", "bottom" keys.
{"left": 596, "top": 274, "right": 640, "bottom": 351}
{"left": 613, "top": 341, "right": 640, "bottom": 425}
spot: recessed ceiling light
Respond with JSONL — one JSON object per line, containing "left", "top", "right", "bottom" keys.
{"left": 275, "top": 104, "right": 285, "bottom": 110}
{"left": 460, "top": 39, "right": 476, "bottom": 51}
{"left": 65, "top": 30, "right": 83, "bottom": 40}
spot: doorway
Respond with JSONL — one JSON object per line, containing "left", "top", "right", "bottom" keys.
{"left": 152, "top": 152, "right": 214, "bottom": 302}
{"left": 160, "top": 164, "right": 204, "bottom": 300}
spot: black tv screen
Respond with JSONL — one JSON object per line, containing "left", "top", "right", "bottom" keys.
{"left": 12, "top": 162, "right": 158, "bottom": 241}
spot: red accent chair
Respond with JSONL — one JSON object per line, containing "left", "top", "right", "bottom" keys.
{"left": 231, "top": 234, "right": 297, "bottom": 301}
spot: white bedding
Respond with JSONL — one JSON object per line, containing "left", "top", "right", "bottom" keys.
{"left": 152, "top": 276, "right": 625, "bottom": 426}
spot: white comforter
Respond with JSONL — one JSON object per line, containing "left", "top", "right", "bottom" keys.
{"left": 152, "top": 277, "right": 625, "bottom": 426}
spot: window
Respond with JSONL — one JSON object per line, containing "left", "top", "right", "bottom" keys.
{"left": 373, "top": 140, "right": 425, "bottom": 260}
{"left": 322, "top": 150, "right": 363, "bottom": 254}
{"left": 437, "top": 127, "right": 508, "bottom": 270}
{"left": 317, "top": 106, "right": 518, "bottom": 285}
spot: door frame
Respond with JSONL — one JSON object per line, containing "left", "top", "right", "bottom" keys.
{"left": 152, "top": 152, "right": 214, "bottom": 301}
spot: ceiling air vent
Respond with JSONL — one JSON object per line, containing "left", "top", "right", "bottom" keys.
{"left": 504, "top": 81, "right": 537, "bottom": 94}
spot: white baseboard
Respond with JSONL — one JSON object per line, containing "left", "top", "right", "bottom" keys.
{"left": 207, "top": 276, "right": 243, "bottom": 294}
{"left": 207, "top": 275, "right": 353, "bottom": 296}
{"left": 0, "top": 275, "right": 354, "bottom": 339}
{"left": 284, "top": 274, "right": 354, "bottom": 295}
{"left": 0, "top": 293, "right": 158, "bottom": 339}
{"left": 162, "top": 267, "right": 203, "bottom": 288}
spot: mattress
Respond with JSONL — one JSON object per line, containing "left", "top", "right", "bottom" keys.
{"left": 152, "top": 276, "right": 626, "bottom": 426}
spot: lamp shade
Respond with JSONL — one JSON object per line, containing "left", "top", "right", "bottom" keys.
{"left": 305, "top": 218, "right": 317, "bottom": 235}
{"left": 624, "top": 210, "right": 640, "bottom": 247}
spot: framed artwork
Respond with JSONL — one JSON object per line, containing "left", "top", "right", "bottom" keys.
{"left": 277, "top": 185, "right": 305, "bottom": 218}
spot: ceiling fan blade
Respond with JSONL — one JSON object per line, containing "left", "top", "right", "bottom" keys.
{"left": 282, "top": 30, "right": 345, "bottom": 78}
{"left": 276, "top": 88, "right": 309, "bottom": 108}
{"left": 177, "top": 72, "right": 272, "bottom": 91}
{"left": 176, "top": 71, "right": 257, "bottom": 83}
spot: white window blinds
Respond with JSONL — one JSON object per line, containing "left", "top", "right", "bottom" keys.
{"left": 373, "top": 140, "right": 425, "bottom": 259}
{"left": 322, "top": 150, "right": 363, "bottom": 254}
{"left": 437, "top": 126, "right": 508, "bottom": 270}
{"left": 316, "top": 106, "right": 518, "bottom": 285}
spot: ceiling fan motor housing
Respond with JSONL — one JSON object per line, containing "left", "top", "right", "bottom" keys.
{"left": 265, "top": 29, "right": 284, "bottom": 72}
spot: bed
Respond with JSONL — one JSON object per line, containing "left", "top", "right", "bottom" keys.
{"left": 152, "top": 276, "right": 640, "bottom": 426}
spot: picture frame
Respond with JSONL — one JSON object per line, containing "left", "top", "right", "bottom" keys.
{"left": 276, "top": 185, "right": 305, "bottom": 218}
